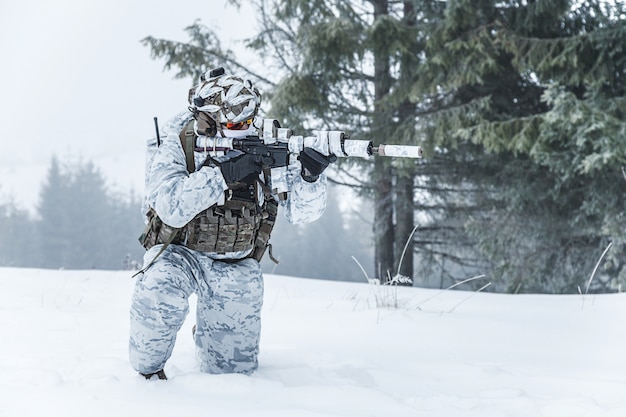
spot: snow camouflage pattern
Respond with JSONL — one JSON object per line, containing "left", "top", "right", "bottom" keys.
{"left": 130, "top": 110, "right": 327, "bottom": 375}
{"left": 130, "top": 245, "right": 263, "bottom": 374}
{"left": 141, "top": 110, "right": 328, "bottom": 228}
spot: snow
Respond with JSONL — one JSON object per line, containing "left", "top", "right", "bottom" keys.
{"left": 0, "top": 267, "right": 624, "bottom": 417}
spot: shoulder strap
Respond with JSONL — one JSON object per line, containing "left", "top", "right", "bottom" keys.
{"left": 178, "top": 119, "right": 196, "bottom": 173}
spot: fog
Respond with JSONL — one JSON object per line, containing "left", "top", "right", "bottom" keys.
{"left": 0, "top": 0, "right": 255, "bottom": 211}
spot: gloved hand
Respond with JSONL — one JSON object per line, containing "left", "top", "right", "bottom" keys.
{"left": 218, "top": 153, "right": 263, "bottom": 184}
{"left": 298, "top": 148, "right": 336, "bottom": 183}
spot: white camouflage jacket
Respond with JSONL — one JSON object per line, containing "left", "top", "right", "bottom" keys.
{"left": 142, "top": 111, "right": 327, "bottom": 255}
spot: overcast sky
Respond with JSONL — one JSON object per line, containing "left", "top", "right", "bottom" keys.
{"left": 0, "top": 0, "right": 255, "bottom": 212}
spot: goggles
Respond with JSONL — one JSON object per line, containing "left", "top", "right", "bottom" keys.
{"left": 224, "top": 119, "right": 253, "bottom": 130}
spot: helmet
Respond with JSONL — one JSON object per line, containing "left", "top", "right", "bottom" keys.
{"left": 189, "top": 67, "right": 261, "bottom": 128}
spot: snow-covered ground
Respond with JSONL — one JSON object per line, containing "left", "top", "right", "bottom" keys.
{"left": 0, "top": 267, "right": 624, "bottom": 417}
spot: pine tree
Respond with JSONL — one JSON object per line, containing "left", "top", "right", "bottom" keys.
{"left": 412, "top": 0, "right": 626, "bottom": 292}
{"left": 0, "top": 194, "right": 34, "bottom": 267}
{"left": 109, "top": 189, "right": 145, "bottom": 270}
{"left": 141, "top": 1, "right": 626, "bottom": 292}
{"left": 141, "top": 0, "right": 444, "bottom": 284}
{"left": 36, "top": 157, "right": 146, "bottom": 270}
{"left": 247, "top": 0, "right": 446, "bottom": 284}
{"left": 37, "top": 156, "right": 72, "bottom": 268}
{"left": 68, "top": 161, "right": 120, "bottom": 269}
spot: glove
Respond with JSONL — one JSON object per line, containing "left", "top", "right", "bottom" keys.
{"left": 298, "top": 147, "right": 336, "bottom": 183}
{"left": 217, "top": 153, "right": 263, "bottom": 184}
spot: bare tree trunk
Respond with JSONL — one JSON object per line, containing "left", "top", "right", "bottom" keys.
{"left": 394, "top": 171, "right": 414, "bottom": 282}
{"left": 373, "top": 159, "right": 395, "bottom": 281}
{"left": 391, "top": 0, "right": 418, "bottom": 285}
{"left": 371, "top": 0, "right": 395, "bottom": 282}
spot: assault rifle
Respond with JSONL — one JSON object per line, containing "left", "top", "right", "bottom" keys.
{"left": 194, "top": 119, "right": 424, "bottom": 197}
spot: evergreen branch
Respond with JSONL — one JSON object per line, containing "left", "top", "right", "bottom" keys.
{"left": 327, "top": 177, "right": 368, "bottom": 190}
{"left": 142, "top": 36, "right": 275, "bottom": 87}
{"left": 255, "top": 1, "right": 298, "bottom": 75}
{"left": 495, "top": 23, "right": 626, "bottom": 86}
{"left": 327, "top": 166, "right": 370, "bottom": 189}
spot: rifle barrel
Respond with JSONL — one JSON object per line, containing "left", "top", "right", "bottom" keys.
{"left": 374, "top": 144, "right": 423, "bottom": 159}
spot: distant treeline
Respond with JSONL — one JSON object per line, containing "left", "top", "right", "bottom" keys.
{"left": 0, "top": 157, "right": 374, "bottom": 282}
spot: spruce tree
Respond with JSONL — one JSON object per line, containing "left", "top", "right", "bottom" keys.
{"left": 140, "top": 0, "right": 626, "bottom": 292}
{"left": 0, "top": 195, "right": 34, "bottom": 267}
{"left": 141, "top": 0, "right": 443, "bottom": 284}
{"left": 37, "top": 156, "right": 72, "bottom": 268}
{"left": 412, "top": 0, "right": 626, "bottom": 292}
{"left": 254, "top": 0, "right": 448, "bottom": 283}
{"left": 36, "top": 157, "right": 146, "bottom": 270}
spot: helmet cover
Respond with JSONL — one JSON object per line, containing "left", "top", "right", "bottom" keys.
{"left": 190, "top": 69, "right": 261, "bottom": 125}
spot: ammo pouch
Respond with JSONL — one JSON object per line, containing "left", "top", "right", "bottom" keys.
{"left": 184, "top": 200, "right": 261, "bottom": 254}
{"left": 138, "top": 209, "right": 181, "bottom": 251}
{"left": 137, "top": 117, "right": 279, "bottom": 269}
{"left": 139, "top": 198, "right": 278, "bottom": 263}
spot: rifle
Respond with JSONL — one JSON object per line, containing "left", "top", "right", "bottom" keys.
{"left": 195, "top": 118, "right": 424, "bottom": 197}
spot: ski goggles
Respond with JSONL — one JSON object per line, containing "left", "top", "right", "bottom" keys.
{"left": 223, "top": 119, "right": 253, "bottom": 130}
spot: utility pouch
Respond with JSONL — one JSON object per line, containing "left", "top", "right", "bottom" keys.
{"left": 251, "top": 198, "right": 279, "bottom": 263}
{"left": 138, "top": 209, "right": 181, "bottom": 250}
{"left": 184, "top": 200, "right": 261, "bottom": 254}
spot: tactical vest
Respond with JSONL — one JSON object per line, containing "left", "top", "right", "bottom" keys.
{"left": 139, "top": 120, "right": 278, "bottom": 263}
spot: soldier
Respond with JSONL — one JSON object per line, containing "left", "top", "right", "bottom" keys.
{"left": 129, "top": 68, "right": 333, "bottom": 380}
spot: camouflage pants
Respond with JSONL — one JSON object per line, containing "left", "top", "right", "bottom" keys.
{"left": 129, "top": 244, "right": 263, "bottom": 375}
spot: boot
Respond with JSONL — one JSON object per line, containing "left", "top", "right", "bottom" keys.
{"left": 140, "top": 369, "right": 167, "bottom": 380}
